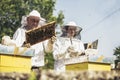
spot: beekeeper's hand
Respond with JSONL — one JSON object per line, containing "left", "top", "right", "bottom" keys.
{"left": 49, "top": 36, "right": 57, "bottom": 44}
{"left": 23, "top": 43, "right": 31, "bottom": 48}
{"left": 1, "top": 36, "right": 16, "bottom": 46}
{"left": 45, "top": 36, "right": 57, "bottom": 53}
{"left": 56, "top": 53, "right": 66, "bottom": 60}
{"left": 67, "top": 46, "right": 75, "bottom": 53}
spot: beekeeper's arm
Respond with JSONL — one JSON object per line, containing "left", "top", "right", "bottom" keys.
{"left": 43, "top": 36, "right": 56, "bottom": 53}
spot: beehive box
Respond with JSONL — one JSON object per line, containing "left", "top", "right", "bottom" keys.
{"left": 0, "top": 44, "right": 34, "bottom": 56}
{"left": 0, "top": 53, "right": 31, "bottom": 73}
{"left": 66, "top": 61, "right": 111, "bottom": 71}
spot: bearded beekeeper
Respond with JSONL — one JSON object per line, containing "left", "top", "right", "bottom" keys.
{"left": 53, "top": 21, "right": 85, "bottom": 72}
{"left": 2, "top": 10, "right": 54, "bottom": 70}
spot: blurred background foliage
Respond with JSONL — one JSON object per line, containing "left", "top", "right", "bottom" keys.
{"left": 0, "top": 0, "right": 64, "bottom": 41}
{"left": 114, "top": 46, "right": 120, "bottom": 68}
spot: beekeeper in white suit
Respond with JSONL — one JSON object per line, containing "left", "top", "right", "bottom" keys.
{"left": 2, "top": 10, "right": 54, "bottom": 70}
{"left": 53, "top": 21, "right": 85, "bottom": 72}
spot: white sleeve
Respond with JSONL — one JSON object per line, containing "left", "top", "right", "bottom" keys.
{"left": 79, "top": 41, "right": 85, "bottom": 52}
{"left": 12, "top": 28, "right": 26, "bottom": 47}
{"left": 52, "top": 39, "right": 62, "bottom": 60}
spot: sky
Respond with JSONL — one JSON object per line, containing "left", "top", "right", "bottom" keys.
{"left": 54, "top": 0, "right": 120, "bottom": 57}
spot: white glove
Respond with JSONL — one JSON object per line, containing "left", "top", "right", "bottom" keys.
{"left": 56, "top": 53, "right": 66, "bottom": 60}
{"left": 66, "top": 46, "right": 84, "bottom": 57}
{"left": 49, "top": 36, "right": 57, "bottom": 44}
{"left": 1, "top": 36, "right": 16, "bottom": 46}
{"left": 45, "top": 36, "right": 57, "bottom": 53}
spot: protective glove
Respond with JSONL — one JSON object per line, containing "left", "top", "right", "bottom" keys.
{"left": 49, "top": 36, "right": 57, "bottom": 44}
{"left": 67, "top": 46, "right": 75, "bottom": 53}
{"left": 67, "top": 46, "right": 85, "bottom": 57}
{"left": 56, "top": 53, "right": 66, "bottom": 60}
{"left": 45, "top": 36, "right": 57, "bottom": 53}
{"left": 23, "top": 43, "right": 31, "bottom": 48}
{"left": 1, "top": 36, "right": 16, "bottom": 46}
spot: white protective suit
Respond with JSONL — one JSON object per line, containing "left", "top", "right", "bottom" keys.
{"left": 2, "top": 10, "right": 50, "bottom": 67}
{"left": 12, "top": 27, "right": 50, "bottom": 67}
{"left": 53, "top": 37, "right": 85, "bottom": 72}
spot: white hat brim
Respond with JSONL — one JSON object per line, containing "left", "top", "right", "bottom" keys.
{"left": 62, "top": 25, "right": 82, "bottom": 33}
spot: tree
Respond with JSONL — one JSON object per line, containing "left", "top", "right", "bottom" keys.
{"left": 0, "top": 0, "right": 64, "bottom": 41}
{"left": 113, "top": 46, "right": 120, "bottom": 68}
{"left": 0, "top": 0, "right": 64, "bottom": 69}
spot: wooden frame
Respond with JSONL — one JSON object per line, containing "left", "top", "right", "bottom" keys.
{"left": 25, "top": 21, "right": 56, "bottom": 45}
